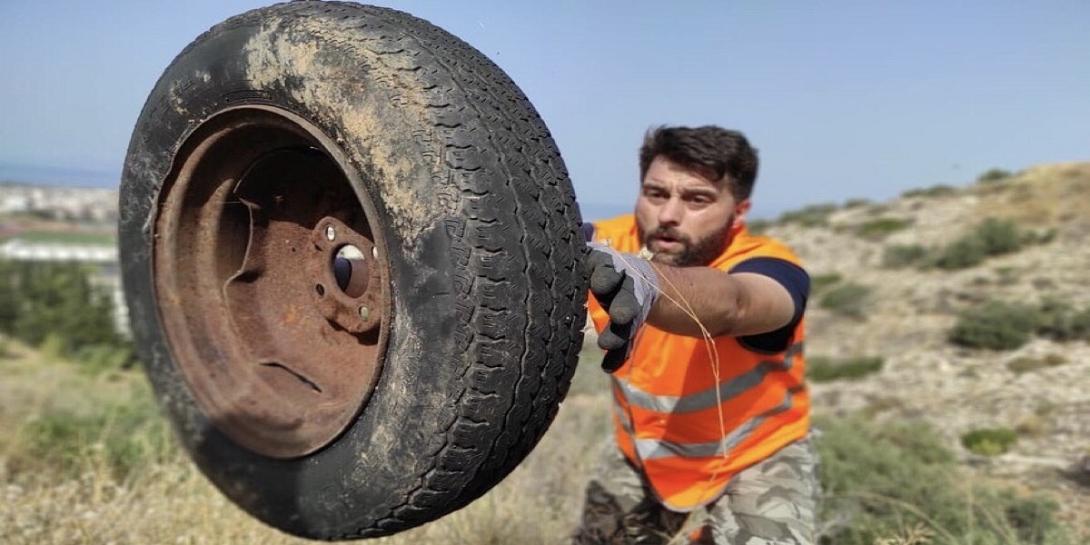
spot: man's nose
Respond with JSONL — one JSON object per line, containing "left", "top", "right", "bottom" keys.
{"left": 657, "top": 197, "right": 684, "bottom": 226}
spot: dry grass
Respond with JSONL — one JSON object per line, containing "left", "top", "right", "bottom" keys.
{"left": 0, "top": 340, "right": 610, "bottom": 545}
{"left": 971, "top": 163, "right": 1090, "bottom": 236}
{"left": 1, "top": 339, "right": 1078, "bottom": 544}
{"left": 1, "top": 409, "right": 608, "bottom": 545}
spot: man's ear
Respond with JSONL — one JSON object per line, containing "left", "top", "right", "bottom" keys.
{"left": 733, "top": 199, "right": 752, "bottom": 229}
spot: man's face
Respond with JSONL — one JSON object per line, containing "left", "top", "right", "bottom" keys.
{"left": 635, "top": 156, "right": 748, "bottom": 267}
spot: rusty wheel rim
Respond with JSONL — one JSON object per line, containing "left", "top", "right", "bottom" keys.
{"left": 153, "top": 106, "right": 391, "bottom": 459}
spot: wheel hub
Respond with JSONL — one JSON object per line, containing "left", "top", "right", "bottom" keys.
{"left": 153, "top": 107, "right": 390, "bottom": 458}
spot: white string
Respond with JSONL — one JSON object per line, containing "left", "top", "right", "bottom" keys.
{"left": 610, "top": 250, "right": 732, "bottom": 543}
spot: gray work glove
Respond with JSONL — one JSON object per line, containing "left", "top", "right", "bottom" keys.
{"left": 585, "top": 242, "right": 661, "bottom": 372}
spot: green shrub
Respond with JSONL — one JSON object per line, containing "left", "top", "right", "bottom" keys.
{"left": 817, "top": 417, "right": 1071, "bottom": 545}
{"left": 1036, "top": 299, "right": 1075, "bottom": 340}
{"left": 882, "top": 244, "right": 929, "bottom": 268}
{"left": 0, "top": 260, "right": 133, "bottom": 371}
{"left": 810, "top": 273, "right": 842, "bottom": 295}
{"left": 961, "top": 427, "right": 1018, "bottom": 456}
{"left": 1074, "top": 307, "right": 1090, "bottom": 339}
{"left": 808, "top": 356, "right": 883, "bottom": 382}
{"left": 902, "top": 184, "right": 957, "bottom": 198}
{"left": 843, "top": 198, "right": 871, "bottom": 208}
{"left": 819, "top": 282, "right": 871, "bottom": 319}
{"left": 10, "top": 385, "right": 175, "bottom": 479}
{"left": 39, "top": 333, "right": 68, "bottom": 359}
{"left": 932, "top": 235, "right": 987, "bottom": 269}
{"left": 1005, "top": 495, "right": 1069, "bottom": 545}
{"left": 853, "top": 217, "right": 913, "bottom": 241}
{"left": 1024, "top": 228, "right": 1058, "bottom": 245}
{"left": 74, "top": 343, "right": 137, "bottom": 375}
{"left": 1035, "top": 299, "right": 1090, "bottom": 342}
{"left": 1014, "top": 414, "right": 1050, "bottom": 437}
{"left": 778, "top": 203, "right": 838, "bottom": 227}
{"left": 974, "top": 217, "right": 1023, "bottom": 255}
{"left": 977, "top": 168, "right": 1012, "bottom": 184}
{"left": 948, "top": 301, "right": 1039, "bottom": 350}
{"left": 932, "top": 218, "right": 1025, "bottom": 270}
{"left": 746, "top": 218, "right": 771, "bottom": 235}
{"left": 1007, "top": 353, "right": 1068, "bottom": 374}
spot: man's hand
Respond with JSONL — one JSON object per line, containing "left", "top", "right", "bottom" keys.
{"left": 585, "top": 242, "right": 660, "bottom": 371}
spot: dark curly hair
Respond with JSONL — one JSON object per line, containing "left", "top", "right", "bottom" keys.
{"left": 638, "top": 125, "right": 759, "bottom": 201}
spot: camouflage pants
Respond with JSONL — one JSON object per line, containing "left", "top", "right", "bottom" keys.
{"left": 571, "top": 436, "right": 819, "bottom": 545}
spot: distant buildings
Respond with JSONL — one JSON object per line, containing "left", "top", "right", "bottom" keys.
{"left": 0, "top": 239, "right": 117, "bottom": 263}
{"left": 0, "top": 182, "right": 117, "bottom": 222}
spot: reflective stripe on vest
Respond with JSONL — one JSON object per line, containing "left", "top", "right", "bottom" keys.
{"left": 632, "top": 388, "right": 797, "bottom": 461}
{"left": 613, "top": 342, "right": 803, "bottom": 414}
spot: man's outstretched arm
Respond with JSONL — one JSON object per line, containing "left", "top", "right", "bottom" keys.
{"left": 588, "top": 244, "right": 805, "bottom": 370}
{"left": 646, "top": 265, "right": 796, "bottom": 338}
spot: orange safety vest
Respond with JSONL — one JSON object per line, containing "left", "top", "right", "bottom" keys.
{"left": 588, "top": 214, "right": 810, "bottom": 512}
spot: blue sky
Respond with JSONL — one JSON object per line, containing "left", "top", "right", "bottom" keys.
{"left": 1, "top": 1, "right": 1087, "bottom": 218}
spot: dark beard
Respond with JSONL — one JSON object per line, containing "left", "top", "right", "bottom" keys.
{"left": 637, "top": 216, "right": 733, "bottom": 267}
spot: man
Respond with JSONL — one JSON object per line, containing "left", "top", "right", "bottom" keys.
{"left": 574, "top": 126, "right": 817, "bottom": 544}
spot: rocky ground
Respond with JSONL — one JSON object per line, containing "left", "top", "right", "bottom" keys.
{"left": 763, "top": 163, "right": 1090, "bottom": 535}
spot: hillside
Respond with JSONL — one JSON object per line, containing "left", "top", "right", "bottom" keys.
{"left": 2, "top": 163, "right": 1088, "bottom": 543}
{"left": 762, "top": 162, "right": 1090, "bottom": 533}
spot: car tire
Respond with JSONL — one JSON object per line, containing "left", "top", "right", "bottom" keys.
{"left": 118, "top": 2, "right": 587, "bottom": 539}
